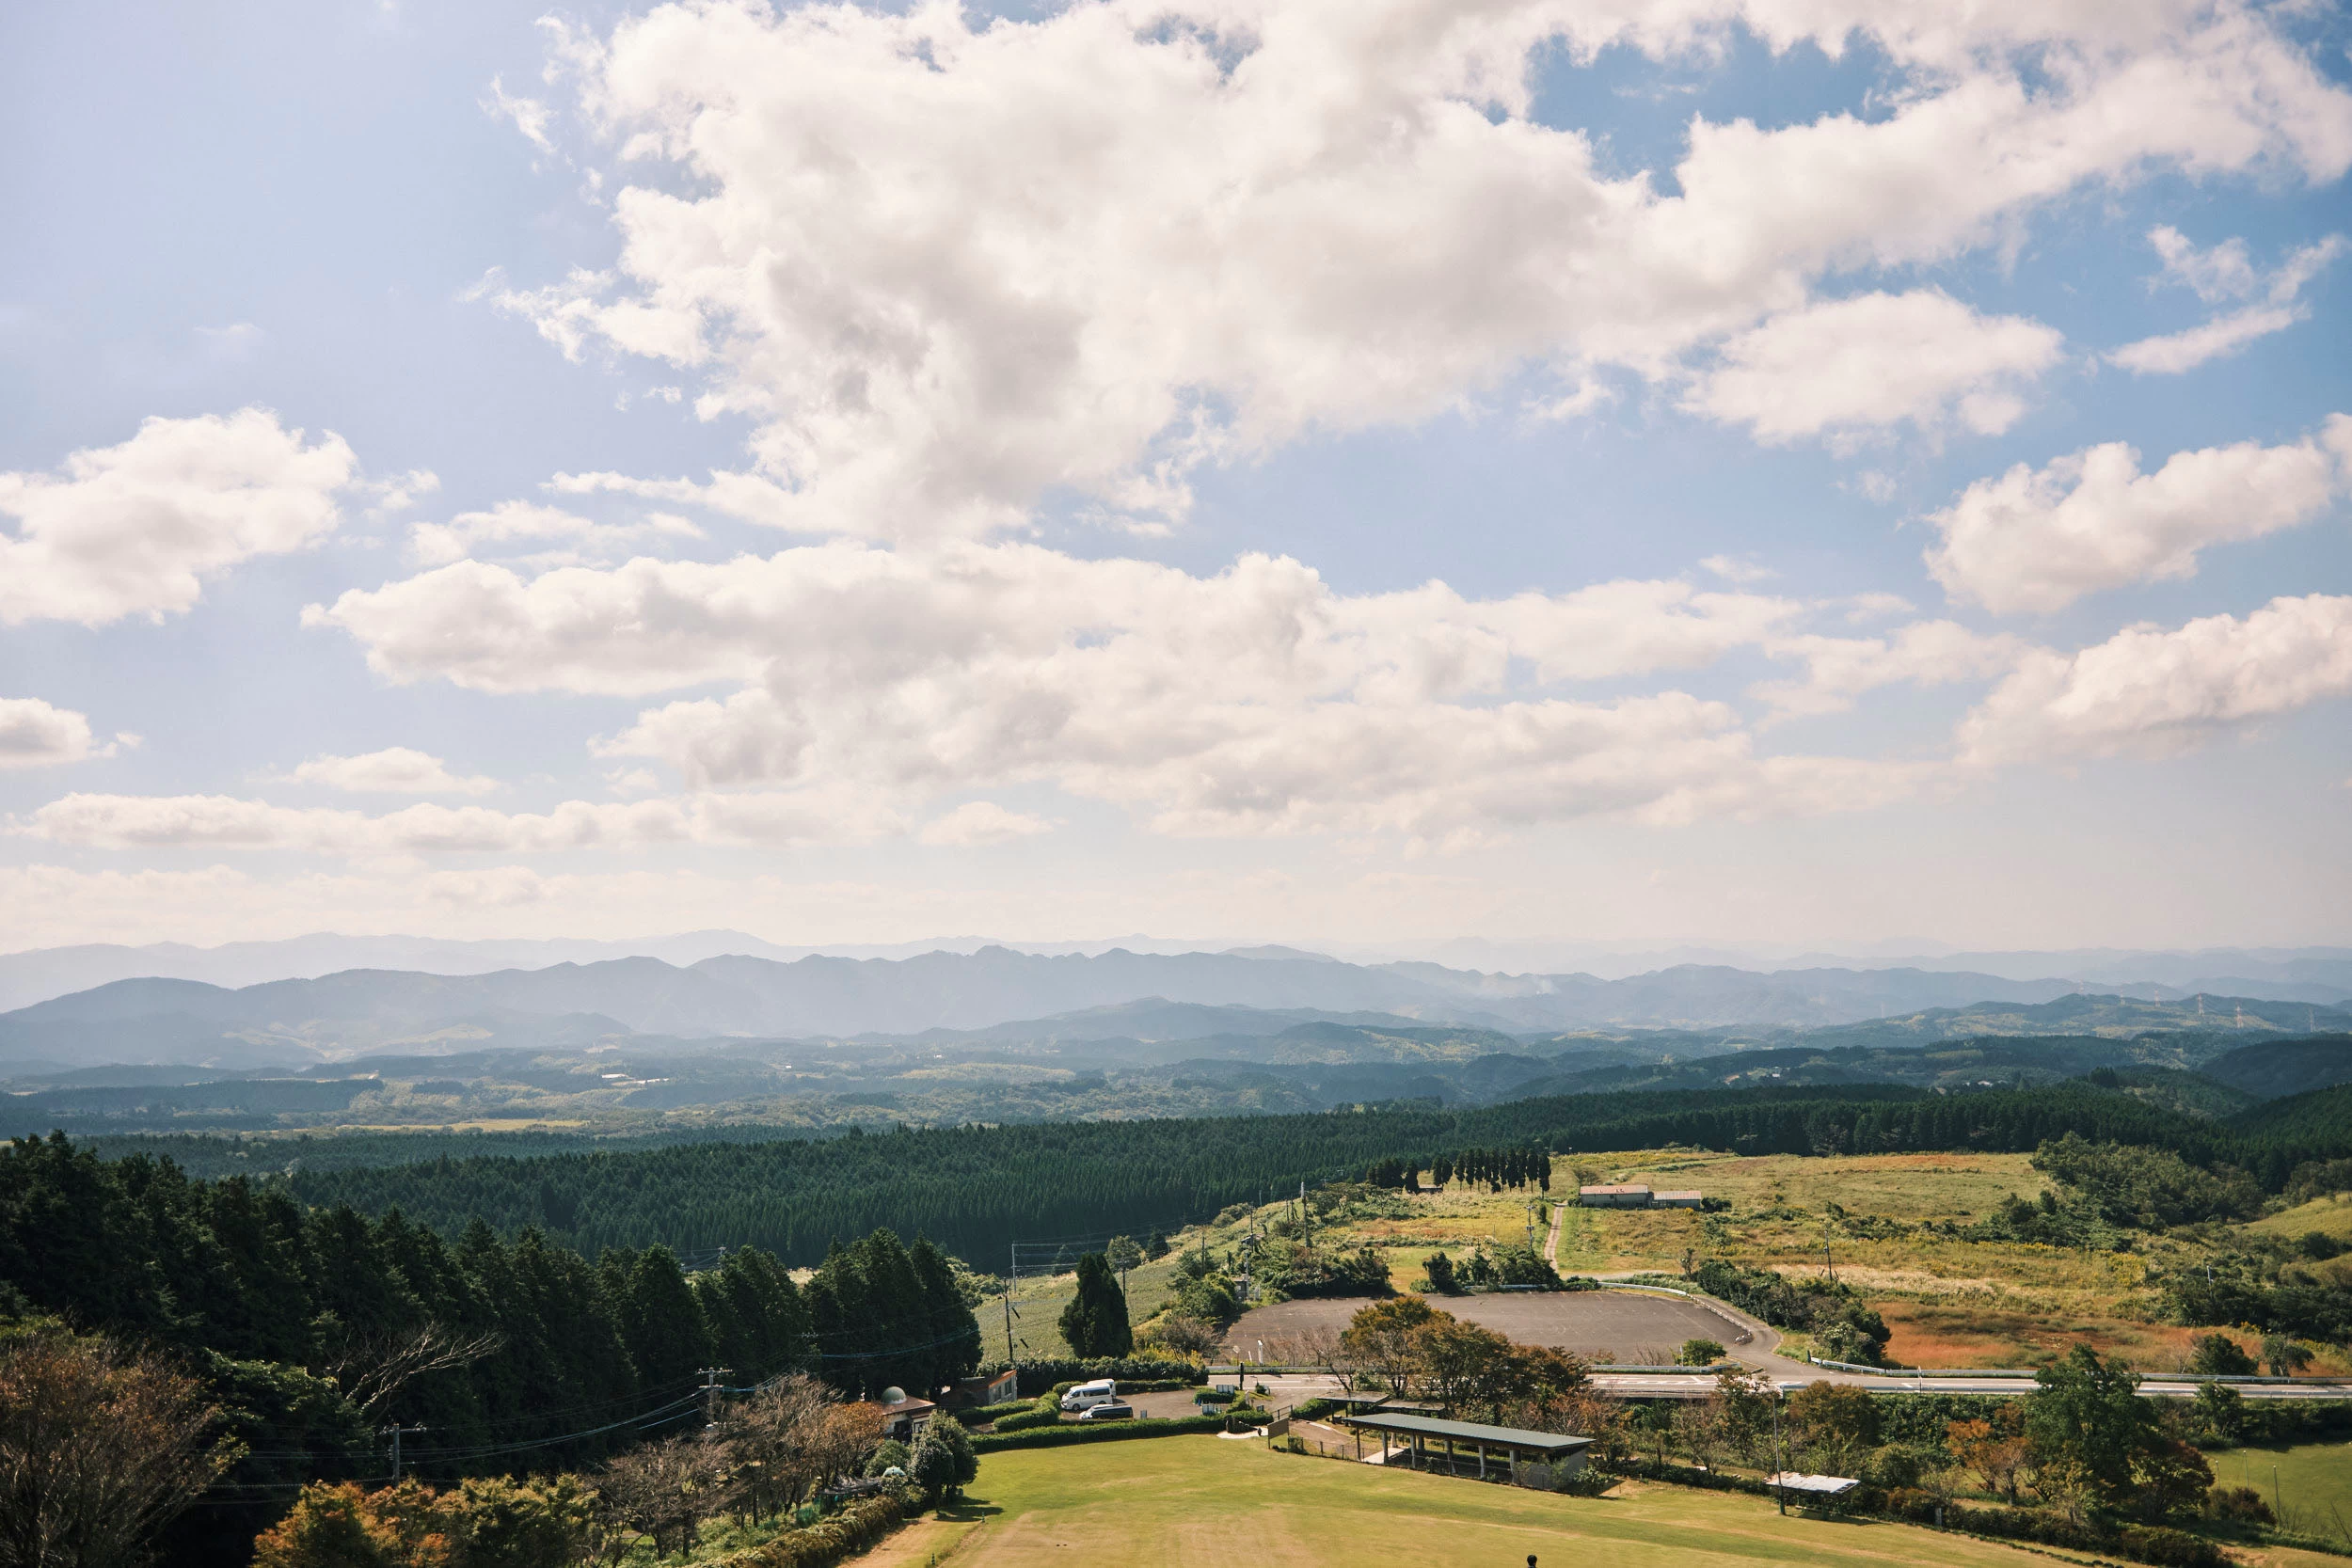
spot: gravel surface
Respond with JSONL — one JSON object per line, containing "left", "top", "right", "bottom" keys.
{"left": 1225, "top": 1289, "right": 1745, "bottom": 1362}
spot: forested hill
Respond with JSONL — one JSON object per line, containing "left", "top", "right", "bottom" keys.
{"left": 281, "top": 1081, "right": 2352, "bottom": 1265}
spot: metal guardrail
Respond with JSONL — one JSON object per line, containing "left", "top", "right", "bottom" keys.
{"left": 1806, "top": 1354, "right": 2352, "bottom": 1385}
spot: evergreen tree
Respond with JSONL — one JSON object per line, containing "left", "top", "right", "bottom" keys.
{"left": 1057, "top": 1253, "right": 1131, "bottom": 1357}
{"left": 608, "top": 1245, "right": 716, "bottom": 1392}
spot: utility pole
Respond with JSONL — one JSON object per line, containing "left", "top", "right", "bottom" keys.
{"left": 698, "top": 1366, "right": 732, "bottom": 1428}
{"left": 1004, "top": 1243, "right": 1020, "bottom": 1361}
{"left": 382, "top": 1422, "right": 427, "bottom": 1482}
{"left": 1772, "top": 1393, "right": 1785, "bottom": 1514}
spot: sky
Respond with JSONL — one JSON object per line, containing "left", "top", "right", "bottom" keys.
{"left": 2, "top": 0, "right": 2350, "bottom": 957}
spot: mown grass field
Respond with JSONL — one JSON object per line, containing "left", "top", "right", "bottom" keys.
{"left": 904, "top": 1433, "right": 2076, "bottom": 1568}
{"left": 2207, "top": 1440, "right": 2352, "bottom": 1548}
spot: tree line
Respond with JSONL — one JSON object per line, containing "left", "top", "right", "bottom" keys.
{"left": 1365, "top": 1145, "right": 1551, "bottom": 1192}
{"left": 0, "top": 1133, "right": 980, "bottom": 1565}
{"left": 256, "top": 1079, "right": 2351, "bottom": 1266}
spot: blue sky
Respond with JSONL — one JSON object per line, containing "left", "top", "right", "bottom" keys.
{"left": 2, "top": 0, "right": 2348, "bottom": 956}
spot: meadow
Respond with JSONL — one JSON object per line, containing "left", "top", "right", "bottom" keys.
{"left": 2205, "top": 1440, "right": 2352, "bottom": 1550}
{"left": 1073, "top": 1149, "right": 2352, "bottom": 1374}
{"left": 870, "top": 1433, "right": 2124, "bottom": 1568}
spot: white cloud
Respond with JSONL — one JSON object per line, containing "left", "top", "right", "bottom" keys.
{"left": 1753, "top": 622, "right": 2026, "bottom": 718}
{"left": 16, "top": 787, "right": 905, "bottom": 856}
{"left": 917, "top": 801, "right": 1056, "bottom": 847}
{"left": 2110, "top": 230, "right": 2346, "bottom": 374}
{"left": 1926, "top": 416, "right": 2352, "bottom": 615}
{"left": 406, "top": 499, "right": 705, "bottom": 565}
{"left": 1700, "top": 554, "right": 1776, "bottom": 583}
{"left": 485, "top": 73, "right": 555, "bottom": 153}
{"left": 0, "top": 408, "right": 358, "bottom": 626}
{"left": 285, "top": 748, "right": 501, "bottom": 796}
{"left": 1685, "top": 291, "right": 2064, "bottom": 442}
{"left": 480, "top": 0, "right": 2349, "bottom": 538}
{"left": 0, "top": 698, "right": 121, "bottom": 769}
{"left": 300, "top": 537, "right": 1944, "bottom": 841}
{"left": 1959, "top": 594, "right": 2352, "bottom": 764}
{"left": 2106, "top": 306, "right": 2302, "bottom": 376}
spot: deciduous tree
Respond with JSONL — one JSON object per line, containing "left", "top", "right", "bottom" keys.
{"left": 0, "top": 1327, "right": 238, "bottom": 1568}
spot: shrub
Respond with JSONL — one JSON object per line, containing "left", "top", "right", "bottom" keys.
{"left": 2186, "top": 1333, "right": 2256, "bottom": 1376}
{"left": 2204, "top": 1485, "right": 2274, "bottom": 1527}
{"left": 737, "top": 1495, "right": 907, "bottom": 1568}
{"left": 969, "top": 1415, "right": 1226, "bottom": 1453}
{"left": 1676, "top": 1338, "right": 1726, "bottom": 1367}
{"left": 1422, "top": 1252, "right": 1459, "bottom": 1293}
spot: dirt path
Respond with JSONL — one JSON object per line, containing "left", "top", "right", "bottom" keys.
{"left": 859, "top": 1511, "right": 990, "bottom": 1568}
{"left": 1544, "top": 1200, "right": 1565, "bottom": 1264}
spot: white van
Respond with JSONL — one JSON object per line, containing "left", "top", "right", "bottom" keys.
{"left": 1059, "top": 1378, "right": 1118, "bottom": 1412}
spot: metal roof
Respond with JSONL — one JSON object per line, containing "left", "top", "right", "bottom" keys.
{"left": 1579, "top": 1184, "right": 1651, "bottom": 1195}
{"left": 1766, "top": 1473, "right": 1860, "bottom": 1495}
{"left": 1341, "top": 1412, "right": 1595, "bottom": 1452}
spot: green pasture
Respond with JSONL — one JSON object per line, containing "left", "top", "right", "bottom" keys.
{"left": 940, "top": 1433, "right": 2060, "bottom": 1568}
{"left": 2206, "top": 1440, "right": 2352, "bottom": 1546}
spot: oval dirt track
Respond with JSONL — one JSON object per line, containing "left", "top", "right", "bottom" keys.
{"left": 1225, "top": 1290, "right": 1748, "bottom": 1363}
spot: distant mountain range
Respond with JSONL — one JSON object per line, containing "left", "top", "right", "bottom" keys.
{"left": 5, "top": 932, "right": 2349, "bottom": 1016}
{"left": 5, "top": 943, "right": 2350, "bottom": 1072}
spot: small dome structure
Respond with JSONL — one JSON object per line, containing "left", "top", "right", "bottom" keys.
{"left": 880, "top": 1386, "right": 908, "bottom": 1404}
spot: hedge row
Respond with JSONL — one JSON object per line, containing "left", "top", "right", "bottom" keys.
{"left": 1613, "top": 1460, "right": 2227, "bottom": 1568}
{"left": 970, "top": 1416, "right": 1228, "bottom": 1453}
{"left": 976, "top": 1357, "right": 1203, "bottom": 1397}
{"left": 724, "top": 1495, "right": 908, "bottom": 1568}
{"left": 1883, "top": 1492, "right": 2226, "bottom": 1568}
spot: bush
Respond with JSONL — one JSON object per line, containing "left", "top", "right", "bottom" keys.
{"left": 990, "top": 1395, "right": 1063, "bottom": 1433}
{"left": 1676, "top": 1338, "right": 1726, "bottom": 1367}
{"left": 2204, "top": 1485, "right": 2275, "bottom": 1527}
{"left": 1689, "top": 1259, "right": 1887, "bottom": 1361}
{"left": 969, "top": 1415, "right": 1227, "bottom": 1453}
{"left": 2186, "top": 1333, "right": 2257, "bottom": 1376}
{"left": 1422, "top": 1252, "right": 1458, "bottom": 1293}
{"left": 736, "top": 1495, "right": 907, "bottom": 1568}
{"left": 979, "top": 1357, "right": 1201, "bottom": 1396}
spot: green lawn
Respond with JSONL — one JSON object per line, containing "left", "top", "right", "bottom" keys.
{"left": 937, "top": 1433, "right": 2060, "bottom": 1568}
{"left": 2205, "top": 1440, "right": 2352, "bottom": 1546}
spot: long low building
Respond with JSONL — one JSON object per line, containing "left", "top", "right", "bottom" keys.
{"left": 1578, "top": 1184, "right": 1704, "bottom": 1208}
{"left": 1338, "top": 1410, "right": 1594, "bottom": 1488}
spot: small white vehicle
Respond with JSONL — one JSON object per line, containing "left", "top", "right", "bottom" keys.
{"left": 1059, "top": 1378, "right": 1118, "bottom": 1412}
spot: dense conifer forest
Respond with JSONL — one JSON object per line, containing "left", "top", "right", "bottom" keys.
{"left": 0, "top": 1133, "right": 980, "bottom": 1564}
{"left": 263, "top": 1081, "right": 2352, "bottom": 1264}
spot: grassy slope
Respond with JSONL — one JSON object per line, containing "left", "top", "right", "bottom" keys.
{"left": 1002, "top": 1148, "right": 2348, "bottom": 1371}
{"left": 1240, "top": 1150, "right": 2321, "bottom": 1372}
{"left": 2205, "top": 1440, "right": 2352, "bottom": 1549}
{"left": 2247, "top": 1193, "right": 2352, "bottom": 1243}
{"left": 946, "top": 1434, "right": 2057, "bottom": 1568}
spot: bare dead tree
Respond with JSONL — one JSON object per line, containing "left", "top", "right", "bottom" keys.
{"left": 595, "top": 1433, "right": 730, "bottom": 1560}
{"left": 719, "top": 1374, "right": 838, "bottom": 1524}
{"left": 317, "top": 1323, "right": 507, "bottom": 1418}
{"left": 0, "top": 1329, "right": 240, "bottom": 1568}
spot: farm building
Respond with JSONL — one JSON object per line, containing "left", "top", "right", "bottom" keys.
{"left": 1578, "top": 1184, "right": 1704, "bottom": 1208}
